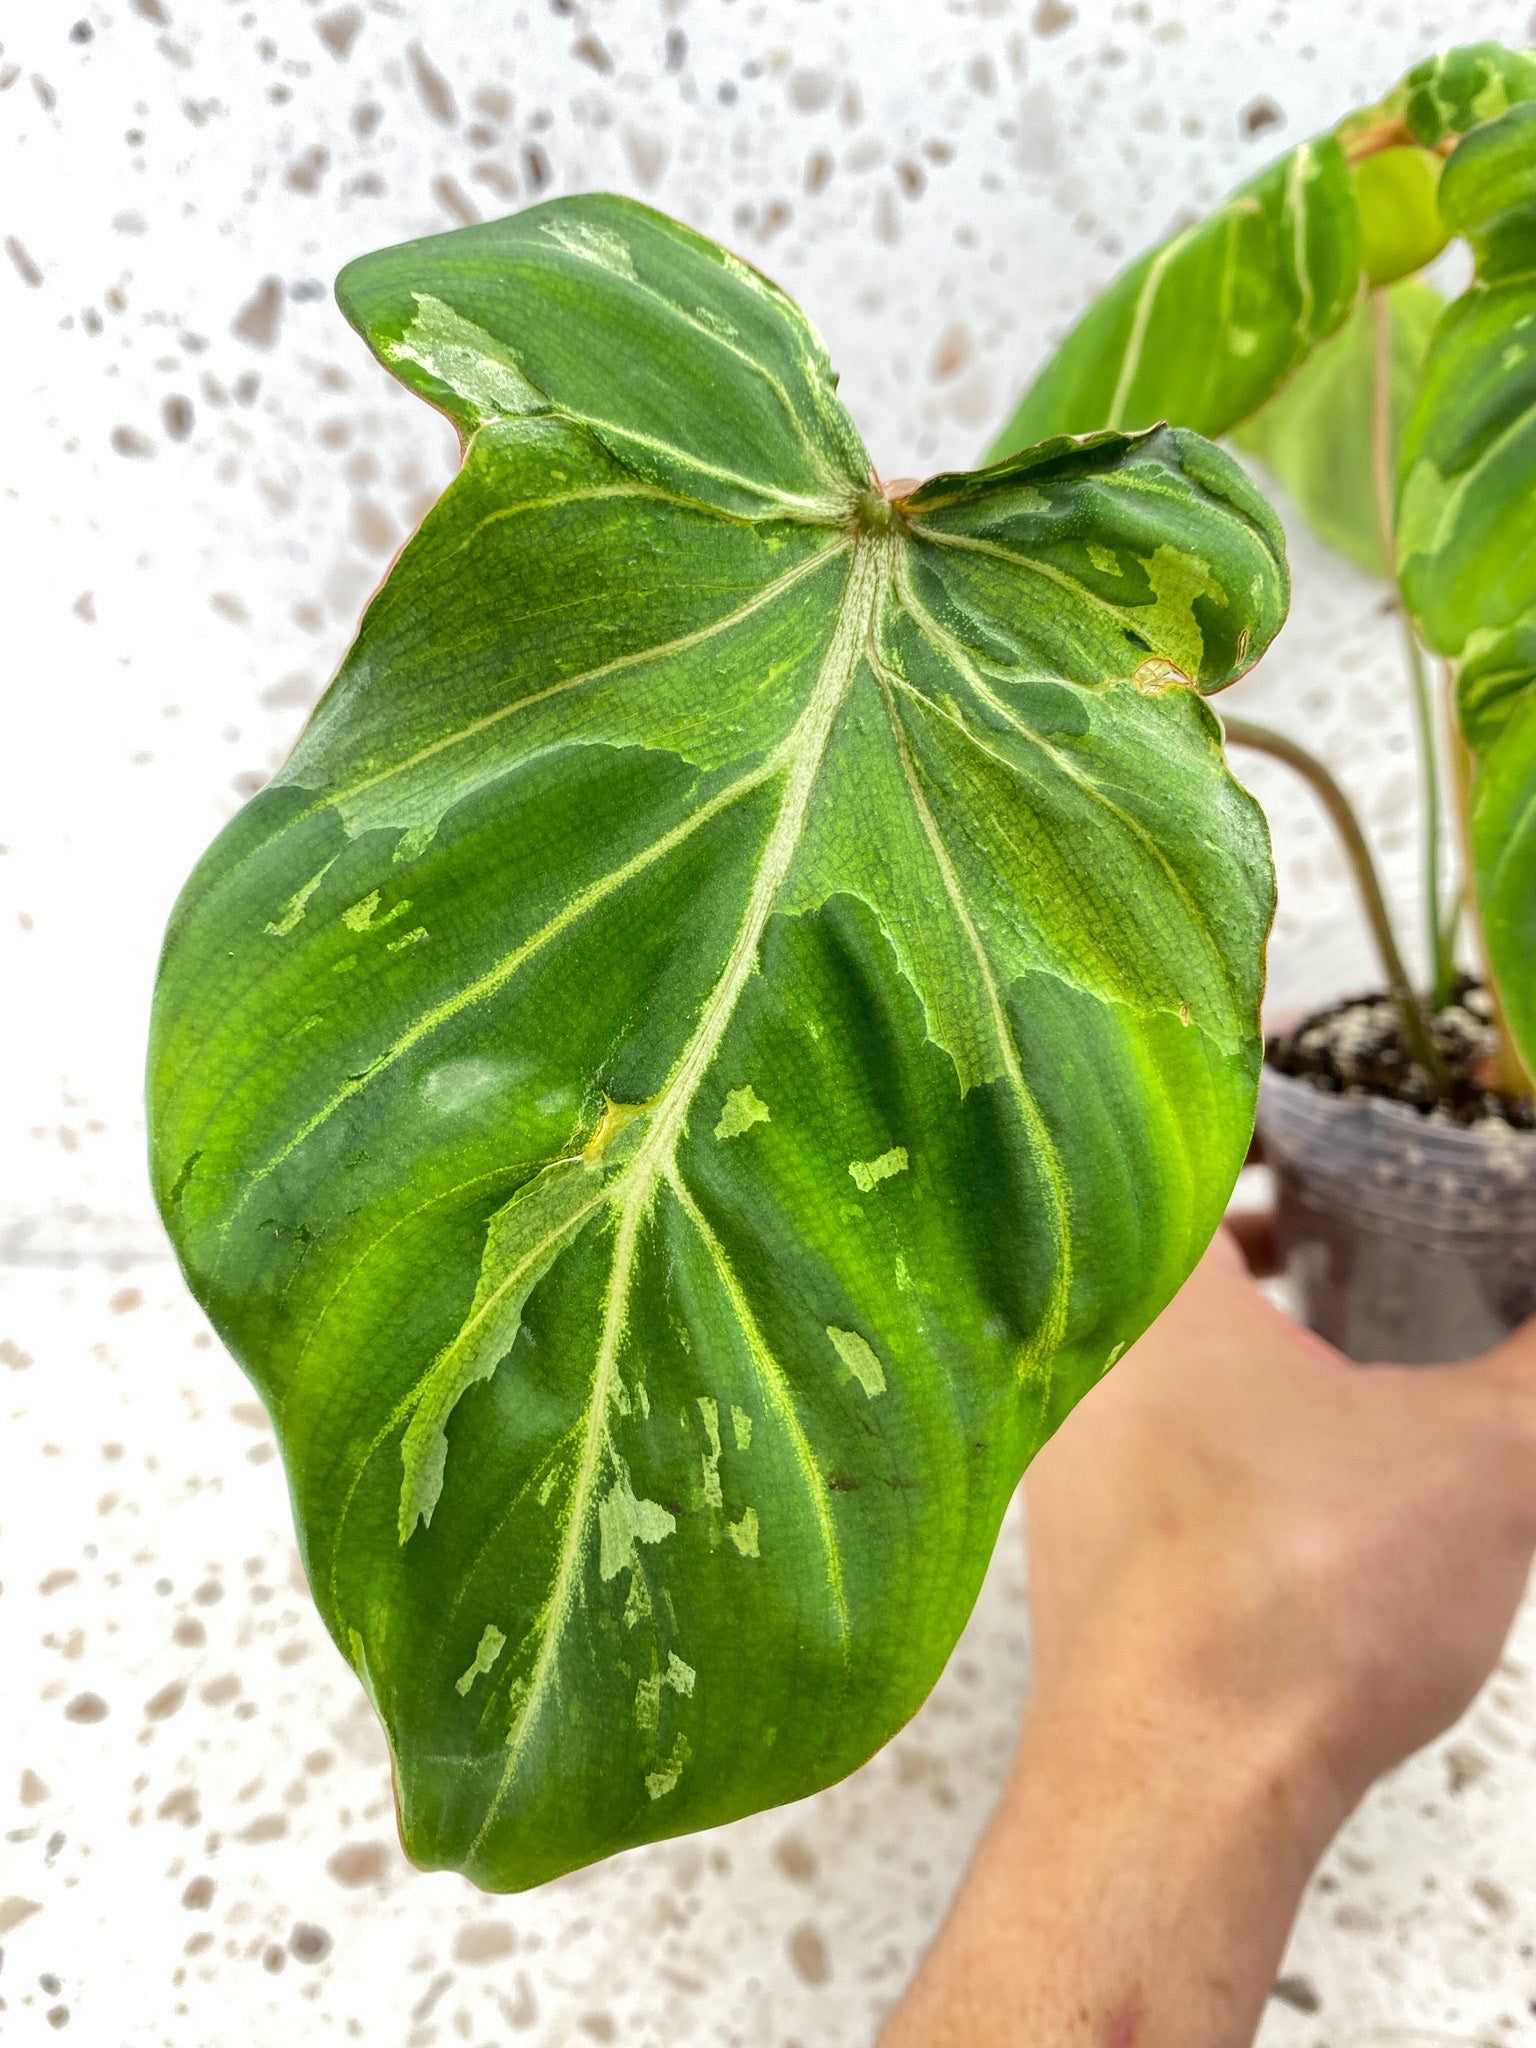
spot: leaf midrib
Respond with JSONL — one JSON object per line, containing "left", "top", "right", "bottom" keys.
{"left": 466, "top": 530, "right": 891, "bottom": 1851}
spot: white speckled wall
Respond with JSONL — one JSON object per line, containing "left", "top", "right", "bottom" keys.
{"left": 5, "top": 2, "right": 1536, "bottom": 2042}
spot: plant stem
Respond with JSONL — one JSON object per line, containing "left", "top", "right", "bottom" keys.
{"left": 1406, "top": 622, "right": 1458, "bottom": 1005}
{"left": 1370, "top": 289, "right": 1456, "bottom": 1008}
{"left": 1223, "top": 716, "right": 1449, "bottom": 1087}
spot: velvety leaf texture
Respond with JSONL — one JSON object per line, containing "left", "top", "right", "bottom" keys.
{"left": 1396, "top": 89, "right": 1536, "bottom": 1073}
{"left": 148, "top": 195, "right": 1286, "bottom": 1890}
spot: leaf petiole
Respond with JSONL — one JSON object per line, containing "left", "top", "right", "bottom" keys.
{"left": 1223, "top": 716, "right": 1448, "bottom": 1088}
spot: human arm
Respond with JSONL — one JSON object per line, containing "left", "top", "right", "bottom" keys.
{"left": 879, "top": 1229, "right": 1536, "bottom": 2047}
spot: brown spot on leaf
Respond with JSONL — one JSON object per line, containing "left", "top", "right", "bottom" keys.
{"left": 1132, "top": 657, "right": 1192, "bottom": 695}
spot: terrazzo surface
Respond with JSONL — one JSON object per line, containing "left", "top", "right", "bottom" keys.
{"left": 6, "top": 1, "right": 1536, "bottom": 2041}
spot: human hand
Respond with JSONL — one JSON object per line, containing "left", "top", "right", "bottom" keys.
{"left": 1024, "top": 1225, "right": 1536, "bottom": 1833}
{"left": 880, "top": 1231, "right": 1536, "bottom": 2048}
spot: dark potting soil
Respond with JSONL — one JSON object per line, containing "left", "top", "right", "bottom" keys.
{"left": 1265, "top": 978, "right": 1536, "bottom": 1129}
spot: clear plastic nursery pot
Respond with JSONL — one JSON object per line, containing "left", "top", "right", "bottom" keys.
{"left": 1256, "top": 1066, "right": 1536, "bottom": 1364}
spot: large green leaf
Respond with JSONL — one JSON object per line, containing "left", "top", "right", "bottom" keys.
{"left": 1234, "top": 279, "right": 1444, "bottom": 577}
{"left": 148, "top": 195, "right": 1285, "bottom": 1890}
{"left": 989, "top": 136, "right": 1361, "bottom": 456}
{"left": 1398, "top": 102, "right": 1536, "bottom": 1071}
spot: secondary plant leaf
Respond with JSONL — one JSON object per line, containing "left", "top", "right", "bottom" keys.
{"left": 993, "top": 48, "right": 1536, "bottom": 574}
{"left": 1397, "top": 99, "right": 1536, "bottom": 1073}
{"left": 1234, "top": 279, "right": 1444, "bottom": 577}
{"left": 989, "top": 136, "right": 1360, "bottom": 455}
{"left": 149, "top": 195, "right": 1286, "bottom": 1891}
{"left": 1352, "top": 146, "right": 1448, "bottom": 287}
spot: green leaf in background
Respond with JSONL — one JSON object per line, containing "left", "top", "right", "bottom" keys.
{"left": 148, "top": 195, "right": 1286, "bottom": 1890}
{"left": 989, "top": 136, "right": 1360, "bottom": 457}
{"left": 1397, "top": 42, "right": 1536, "bottom": 149}
{"left": 1234, "top": 279, "right": 1444, "bottom": 577}
{"left": 993, "top": 49, "right": 1536, "bottom": 557}
{"left": 1354, "top": 146, "right": 1449, "bottom": 286}
{"left": 1398, "top": 102, "right": 1536, "bottom": 1071}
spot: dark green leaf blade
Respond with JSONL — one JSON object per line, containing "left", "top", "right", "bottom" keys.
{"left": 335, "top": 192, "right": 870, "bottom": 520}
{"left": 989, "top": 137, "right": 1359, "bottom": 458}
{"left": 150, "top": 201, "right": 1285, "bottom": 1890}
{"left": 1234, "top": 278, "right": 1443, "bottom": 576}
{"left": 1397, "top": 102, "right": 1536, "bottom": 1073}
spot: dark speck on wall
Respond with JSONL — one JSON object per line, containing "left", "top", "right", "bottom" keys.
{"left": 1242, "top": 96, "right": 1284, "bottom": 135}
{"left": 1269, "top": 1974, "right": 1321, "bottom": 2014}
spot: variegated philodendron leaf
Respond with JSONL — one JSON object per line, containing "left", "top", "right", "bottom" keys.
{"left": 1233, "top": 279, "right": 1444, "bottom": 578}
{"left": 991, "top": 44, "right": 1536, "bottom": 574}
{"left": 989, "top": 132, "right": 1362, "bottom": 454}
{"left": 148, "top": 195, "right": 1286, "bottom": 1891}
{"left": 1397, "top": 98, "right": 1536, "bottom": 1072}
